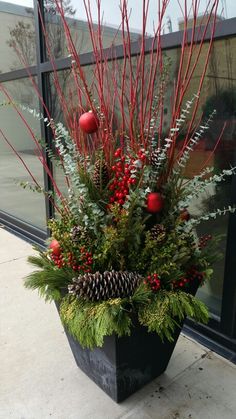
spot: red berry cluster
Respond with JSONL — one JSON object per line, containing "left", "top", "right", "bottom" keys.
{"left": 173, "top": 266, "right": 204, "bottom": 289}
{"left": 108, "top": 148, "right": 145, "bottom": 206}
{"left": 78, "top": 247, "right": 93, "bottom": 273}
{"left": 51, "top": 248, "right": 93, "bottom": 273}
{"left": 136, "top": 149, "right": 146, "bottom": 163}
{"left": 145, "top": 273, "right": 161, "bottom": 292}
{"left": 198, "top": 234, "right": 212, "bottom": 249}
{"left": 187, "top": 266, "right": 204, "bottom": 283}
{"left": 51, "top": 253, "right": 65, "bottom": 269}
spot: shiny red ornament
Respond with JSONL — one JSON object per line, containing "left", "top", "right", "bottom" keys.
{"left": 180, "top": 208, "right": 190, "bottom": 221}
{"left": 146, "top": 192, "right": 164, "bottom": 213}
{"left": 79, "top": 111, "right": 99, "bottom": 134}
{"left": 49, "top": 239, "right": 61, "bottom": 256}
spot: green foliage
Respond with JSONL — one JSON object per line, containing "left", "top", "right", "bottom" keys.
{"left": 25, "top": 250, "right": 74, "bottom": 301}
{"left": 138, "top": 290, "right": 209, "bottom": 342}
{"left": 59, "top": 284, "right": 208, "bottom": 348}
{"left": 131, "top": 282, "right": 153, "bottom": 307}
{"left": 138, "top": 229, "right": 196, "bottom": 284}
{"left": 95, "top": 205, "right": 146, "bottom": 272}
{"left": 16, "top": 181, "right": 55, "bottom": 201}
{"left": 60, "top": 284, "right": 153, "bottom": 349}
{"left": 60, "top": 295, "right": 132, "bottom": 348}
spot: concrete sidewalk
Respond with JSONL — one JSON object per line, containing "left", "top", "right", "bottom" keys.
{"left": 0, "top": 227, "right": 235, "bottom": 419}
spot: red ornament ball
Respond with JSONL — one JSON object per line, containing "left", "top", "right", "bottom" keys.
{"left": 79, "top": 111, "right": 99, "bottom": 134}
{"left": 49, "top": 239, "right": 61, "bottom": 256}
{"left": 146, "top": 192, "right": 164, "bottom": 213}
{"left": 180, "top": 208, "right": 190, "bottom": 221}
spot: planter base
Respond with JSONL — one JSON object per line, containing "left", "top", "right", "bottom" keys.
{"left": 63, "top": 322, "right": 183, "bottom": 402}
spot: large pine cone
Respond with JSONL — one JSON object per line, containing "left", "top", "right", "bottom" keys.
{"left": 68, "top": 270, "right": 142, "bottom": 301}
{"left": 93, "top": 160, "right": 109, "bottom": 189}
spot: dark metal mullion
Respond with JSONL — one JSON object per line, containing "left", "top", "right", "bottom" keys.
{"left": 220, "top": 175, "right": 236, "bottom": 338}
{"left": 33, "top": 0, "right": 54, "bottom": 232}
{"left": 0, "top": 67, "right": 37, "bottom": 83}
{"left": 0, "top": 210, "right": 46, "bottom": 247}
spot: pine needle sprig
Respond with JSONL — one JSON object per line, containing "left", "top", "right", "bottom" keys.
{"left": 25, "top": 253, "right": 74, "bottom": 301}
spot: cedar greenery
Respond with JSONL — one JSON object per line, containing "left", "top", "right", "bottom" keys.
{"left": 138, "top": 290, "right": 209, "bottom": 342}
{"left": 59, "top": 286, "right": 209, "bottom": 349}
{"left": 60, "top": 295, "right": 133, "bottom": 349}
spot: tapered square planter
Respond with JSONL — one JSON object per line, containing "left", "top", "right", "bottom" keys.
{"left": 60, "top": 318, "right": 184, "bottom": 402}
{"left": 56, "top": 283, "right": 197, "bottom": 402}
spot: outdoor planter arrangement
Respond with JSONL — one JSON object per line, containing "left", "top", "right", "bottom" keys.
{"left": 1, "top": 0, "right": 235, "bottom": 403}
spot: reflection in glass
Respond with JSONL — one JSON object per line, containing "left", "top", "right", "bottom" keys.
{"left": 44, "top": 0, "right": 141, "bottom": 59}
{"left": 172, "top": 36, "right": 236, "bottom": 317}
{"left": 0, "top": 0, "right": 36, "bottom": 73}
{"left": 0, "top": 78, "right": 46, "bottom": 230}
{"left": 43, "top": 0, "right": 236, "bottom": 61}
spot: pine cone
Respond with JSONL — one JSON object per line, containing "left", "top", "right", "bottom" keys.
{"left": 150, "top": 149, "right": 160, "bottom": 167}
{"left": 71, "top": 225, "right": 87, "bottom": 243}
{"left": 68, "top": 270, "right": 142, "bottom": 301}
{"left": 150, "top": 224, "right": 166, "bottom": 242}
{"left": 93, "top": 160, "right": 109, "bottom": 189}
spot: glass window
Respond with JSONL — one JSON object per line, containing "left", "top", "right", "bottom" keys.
{"left": 43, "top": 0, "right": 236, "bottom": 61}
{"left": 44, "top": 0, "right": 142, "bottom": 60}
{"left": 0, "top": 0, "right": 36, "bottom": 73}
{"left": 0, "top": 78, "right": 46, "bottom": 231}
{"left": 170, "top": 36, "right": 236, "bottom": 317}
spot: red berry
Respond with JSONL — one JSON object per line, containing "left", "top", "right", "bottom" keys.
{"left": 49, "top": 239, "right": 61, "bottom": 256}
{"left": 79, "top": 111, "right": 99, "bottom": 134}
{"left": 180, "top": 208, "right": 190, "bottom": 221}
{"left": 114, "top": 148, "right": 121, "bottom": 157}
{"left": 146, "top": 192, "right": 164, "bottom": 213}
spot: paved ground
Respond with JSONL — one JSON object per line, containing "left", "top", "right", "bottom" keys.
{"left": 0, "top": 227, "right": 236, "bottom": 419}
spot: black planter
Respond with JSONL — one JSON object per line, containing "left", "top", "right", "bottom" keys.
{"left": 60, "top": 318, "right": 183, "bottom": 402}
{"left": 56, "top": 283, "right": 198, "bottom": 402}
